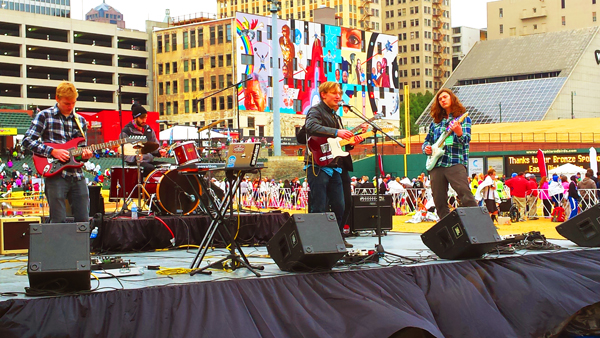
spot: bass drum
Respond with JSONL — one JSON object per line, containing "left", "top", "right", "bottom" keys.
{"left": 144, "top": 168, "right": 201, "bottom": 215}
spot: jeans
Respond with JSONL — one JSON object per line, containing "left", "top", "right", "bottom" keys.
{"left": 429, "top": 164, "right": 477, "bottom": 219}
{"left": 307, "top": 167, "right": 345, "bottom": 230}
{"left": 45, "top": 175, "right": 89, "bottom": 223}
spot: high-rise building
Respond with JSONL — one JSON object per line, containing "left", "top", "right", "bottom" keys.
{"left": 383, "top": 0, "right": 452, "bottom": 94}
{"left": 217, "top": 0, "right": 380, "bottom": 31}
{"left": 0, "top": 0, "right": 71, "bottom": 17}
{"left": 487, "top": 0, "right": 600, "bottom": 40}
{"left": 451, "top": 26, "right": 486, "bottom": 70}
{"left": 153, "top": 12, "right": 400, "bottom": 137}
{"left": 85, "top": 1, "right": 125, "bottom": 29}
{"left": 0, "top": 10, "right": 149, "bottom": 113}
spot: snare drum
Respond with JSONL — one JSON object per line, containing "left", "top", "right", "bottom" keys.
{"left": 109, "top": 166, "right": 139, "bottom": 201}
{"left": 173, "top": 141, "right": 200, "bottom": 166}
{"left": 144, "top": 168, "right": 201, "bottom": 215}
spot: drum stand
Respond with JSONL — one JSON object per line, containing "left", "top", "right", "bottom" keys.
{"left": 122, "top": 150, "right": 153, "bottom": 214}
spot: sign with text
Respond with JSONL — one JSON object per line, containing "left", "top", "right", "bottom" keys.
{"left": 506, "top": 151, "right": 599, "bottom": 174}
{"left": 468, "top": 157, "right": 484, "bottom": 176}
{"left": 0, "top": 128, "right": 17, "bottom": 135}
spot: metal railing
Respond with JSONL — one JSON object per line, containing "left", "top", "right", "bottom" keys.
{"left": 412, "top": 132, "right": 600, "bottom": 144}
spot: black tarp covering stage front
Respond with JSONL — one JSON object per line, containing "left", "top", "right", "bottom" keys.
{"left": 1, "top": 249, "right": 600, "bottom": 338}
{"left": 92, "top": 212, "right": 290, "bottom": 252}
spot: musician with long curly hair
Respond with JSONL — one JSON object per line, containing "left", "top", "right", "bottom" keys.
{"left": 422, "top": 88, "right": 477, "bottom": 219}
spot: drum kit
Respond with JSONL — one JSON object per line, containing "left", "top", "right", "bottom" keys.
{"left": 110, "top": 140, "right": 207, "bottom": 216}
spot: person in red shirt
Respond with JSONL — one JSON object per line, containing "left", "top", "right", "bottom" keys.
{"left": 526, "top": 174, "right": 539, "bottom": 220}
{"left": 505, "top": 172, "right": 529, "bottom": 222}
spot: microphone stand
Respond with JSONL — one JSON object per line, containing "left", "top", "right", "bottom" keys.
{"left": 346, "top": 105, "right": 415, "bottom": 263}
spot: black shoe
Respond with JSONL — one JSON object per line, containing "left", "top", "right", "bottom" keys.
{"left": 343, "top": 240, "right": 353, "bottom": 248}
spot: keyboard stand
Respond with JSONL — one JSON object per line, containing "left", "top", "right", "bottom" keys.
{"left": 182, "top": 166, "right": 265, "bottom": 277}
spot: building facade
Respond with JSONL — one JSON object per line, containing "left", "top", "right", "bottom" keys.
{"left": 85, "top": 1, "right": 125, "bottom": 29}
{"left": 153, "top": 12, "right": 401, "bottom": 138}
{"left": 217, "top": 0, "right": 382, "bottom": 32}
{"left": 383, "top": 0, "right": 452, "bottom": 94}
{"left": 0, "top": 10, "right": 150, "bottom": 113}
{"left": 487, "top": 0, "right": 600, "bottom": 40}
{"left": 451, "top": 26, "right": 486, "bottom": 70}
{"left": 0, "top": 0, "right": 71, "bottom": 17}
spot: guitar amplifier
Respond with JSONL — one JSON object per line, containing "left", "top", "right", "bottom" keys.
{"left": 351, "top": 195, "right": 393, "bottom": 232}
{"left": 0, "top": 216, "right": 41, "bottom": 254}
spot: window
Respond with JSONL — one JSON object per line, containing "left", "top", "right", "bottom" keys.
{"left": 219, "top": 96, "right": 225, "bottom": 109}
{"left": 173, "top": 101, "right": 178, "bottom": 114}
{"left": 594, "top": 12, "right": 597, "bottom": 22}
{"left": 191, "top": 59, "right": 196, "bottom": 71}
{"left": 185, "top": 100, "right": 190, "bottom": 113}
{"left": 157, "top": 36, "right": 163, "bottom": 53}
{"left": 199, "top": 58, "right": 204, "bottom": 70}
{"left": 184, "top": 60, "right": 189, "bottom": 72}
{"left": 209, "top": 26, "right": 216, "bottom": 45}
{"left": 165, "top": 34, "right": 170, "bottom": 52}
{"left": 198, "top": 28, "right": 204, "bottom": 47}
{"left": 192, "top": 98, "right": 198, "bottom": 112}
{"left": 184, "top": 79, "right": 189, "bottom": 93}
{"left": 499, "top": 8, "right": 503, "bottom": 18}
{"left": 199, "top": 99, "right": 205, "bottom": 112}
{"left": 190, "top": 30, "right": 196, "bottom": 48}
{"left": 241, "top": 54, "right": 253, "bottom": 65}
{"left": 211, "top": 56, "right": 216, "bottom": 68}
{"left": 192, "top": 78, "right": 197, "bottom": 92}
{"left": 211, "top": 97, "right": 217, "bottom": 110}
{"left": 227, "top": 96, "right": 233, "bottom": 109}
{"left": 158, "top": 63, "right": 163, "bottom": 75}
{"left": 172, "top": 33, "right": 177, "bottom": 51}
{"left": 219, "top": 75, "right": 224, "bottom": 89}
{"left": 267, "top": 25, "right": 272, "bottom": 40}
{"left": 562, "top": 16, "right": 566, "bottom": 25}
{"left": 226, "top": 24, "right": 232, "bottom": 42}
{"left": 166, "top": 102, "right": 171, "bottom": 115}
{"left": 211, "top": 76, "right": 216, "bottom": 89}
{"left": 217, "top": 25, "right": 224, "bottom": 44}
{"left": 199, "top": 77, "right": 204, "bottom": 91}
{"left": 159, "top": 103, "right": 164, "bottom": 115}
{"left": 561, "top": 0, "right": 565, "bottom": 8}
{"left": 226, "top": 54, "right": 232, "bottom": 66}
{"left": 183, "top": 31, "right": 189, "bottom": 49}
{"left": 218, "top": 55, "right": 224, "bottom": 67}
{"left": 173, "top": 81, "right": 178, "bottom": 94}
{"left": 166, "top": 82, "right": 171, "bottom": 95}
{"left": 226, "top": 74, "right": 232, "bottom": 86}
{"left": 165, "top": 63, "right": 170, "bottom": 74}
{"left": 172, "top": 62, "right": 178, "bottom": 73}
{"left": 247, "top": 116, "right": 255, "bottom": 128}
{"left": 158, "top": 82, "right": 163, "bottom": 95}
{"left": 500, "top": 24, "right": 504, "bottom": 34}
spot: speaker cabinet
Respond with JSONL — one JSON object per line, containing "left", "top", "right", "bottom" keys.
{"left": 88, "top": 185, "right": 105, "bottom": 217}
{"left": 28, "top": 222, "right": 91, "bottom": 293}
{"left": 421, "top": 207, "right": 502, "bottom": 260}
{"left": 351, "top": 195, "right": 393, "bottom": 232}
{"left": 0, "top": 216, "right": 41, "bottom": 254}
{"left": 556, "top": 204, "right": 600, "bottom": 247}
{"left": 267, "top": 213, "right": 347, "bottom": 272}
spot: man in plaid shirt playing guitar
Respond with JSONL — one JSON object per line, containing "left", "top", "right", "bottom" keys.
{"left": 22, "top": 82, "right": 93, "bottom": 223}
{"left": 422, "top": 89, "right": 477, "bottom": 219}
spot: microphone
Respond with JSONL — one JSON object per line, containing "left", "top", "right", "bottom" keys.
{"left": 183, "top": 192, "right": 196, "bottom": 202}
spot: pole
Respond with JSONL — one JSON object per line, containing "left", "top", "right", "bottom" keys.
{"left": 403, "top": 85, "right": 410, "bottom": 177}
{"left": 270, "top": 0, "right": 282, "bottom": 156}
{"left": 571, "top": 91, "right": 574, "bottom": 119}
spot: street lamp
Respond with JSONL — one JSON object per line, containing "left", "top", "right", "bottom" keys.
{"left": 268, "top": 0, "right": 282, "bottom": 156}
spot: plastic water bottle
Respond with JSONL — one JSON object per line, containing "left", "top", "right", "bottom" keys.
{"left": 343, "top": 224, "right": 350, "bottom": 235}
{"left": 90, "top": 228, "right": 98, "bottom": 239}
{"left": 131, "top": 202, "right": 138, "bottom": 220}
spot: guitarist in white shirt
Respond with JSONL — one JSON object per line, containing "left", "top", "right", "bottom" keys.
{"left": 422, "top": 89, "right": 477, "bottom": 219}
{"left": 23, "top": 82, "right": 93, "bottom": 223}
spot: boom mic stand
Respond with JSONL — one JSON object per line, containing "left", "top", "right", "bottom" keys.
{"left": 346, "top": 105, "right": 415, "bottom": 263}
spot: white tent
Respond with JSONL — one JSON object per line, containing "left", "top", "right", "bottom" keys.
{"left": 158, "top": 126, "right": 228, "bottom": 141}
{"left": 548, "top": 163, "right": 587, "bottom": 177}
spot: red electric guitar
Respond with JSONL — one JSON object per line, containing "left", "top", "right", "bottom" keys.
{"left": 307, "top": 113, "right": 382, "bottom": 166}
{"left": 33, "top": 136, "right": 146, "bottom": 177}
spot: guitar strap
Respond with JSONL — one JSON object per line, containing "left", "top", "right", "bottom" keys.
{"left": 72, "top": 112, "right": 86, "bottom": 138}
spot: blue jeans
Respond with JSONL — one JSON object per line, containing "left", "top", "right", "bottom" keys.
{"left": 45, "top": 175, "right": 89, "bottom": 223}
{"left": 306, "top": 167, "right": 345, "bottom": 230}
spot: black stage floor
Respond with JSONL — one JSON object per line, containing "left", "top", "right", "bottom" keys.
{"left": 1, "top": 227, "right": 599, "bottom": 338}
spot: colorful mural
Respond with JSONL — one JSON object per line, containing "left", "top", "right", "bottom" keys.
{"left": 235, "top": 13, "right": 400, "bottom": 121}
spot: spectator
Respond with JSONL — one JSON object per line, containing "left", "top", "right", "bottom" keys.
{"left": 568, "top": 175, "right": 580, "bottom": 219}
{"left": 539, "top": 176, "right": 552, "bottom": 218}
{"left": 578, "top": 171, "right": 596, "bottom": 211}
{"left": 549, "top": 174, "right": 564, "bottom": 207}
{"left": 526, "top": 174, "right": 539, "bottom": 220}
{"left": 505, "top": 172, "right": 529, "bottom": 222}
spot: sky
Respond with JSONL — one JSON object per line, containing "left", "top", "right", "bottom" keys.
{"left": 70, "top": 0, "right": 496, "bottom": 32}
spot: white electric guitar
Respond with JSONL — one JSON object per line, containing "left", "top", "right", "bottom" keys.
{"left": 425, "top": 113, "right": 469, "bottom": 171}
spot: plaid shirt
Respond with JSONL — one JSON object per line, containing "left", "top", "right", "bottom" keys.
{"left": 22, "top": 104, "right": 87, "bottom": 179}
{"left": 422, "top": 114, "right": 472, "bottom": 168}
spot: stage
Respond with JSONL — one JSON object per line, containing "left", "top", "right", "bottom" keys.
{"left": 1, "top": 227, "right": 600, "bottom": 337}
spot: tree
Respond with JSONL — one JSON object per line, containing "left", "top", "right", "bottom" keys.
{"left": 398, "top": 91, "right": 434, "bottom": 137}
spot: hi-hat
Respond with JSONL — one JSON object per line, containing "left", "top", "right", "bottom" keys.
{"left": 133, "top": 142, "right": 159, "bottom": 154}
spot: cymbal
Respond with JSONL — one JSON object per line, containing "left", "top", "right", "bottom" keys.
{"left": 133, "top": 142, "right": 159, "bottom": 154}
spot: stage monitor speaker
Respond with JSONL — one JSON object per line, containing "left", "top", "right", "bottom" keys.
{"left": 0, "top": 216, "right": 41, "bottom": 254}
{"left": 28, "top": 222, "right": 91, "bottom": 293}
{"left": 421, "top": 207, "right": 502, "bottom": 260}
{"left": 351, "top": 195, "right": 393, "bottom": 232}
{"left": 267, "top": 213, "right": 347, "bottom": 272}
{"left": 88, "top": 185, "right": 105, "bottom": 217}
{"left": 556, "top": 204, "right": 600, "bottom": 247}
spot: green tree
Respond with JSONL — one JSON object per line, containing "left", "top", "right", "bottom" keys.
{"left": 398, "top": 91, "right": 434, "bottom": 137}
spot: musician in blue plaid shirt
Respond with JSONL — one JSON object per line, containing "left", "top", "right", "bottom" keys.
{"left": 23, "top": 82, "right": 93, "bottom": 223}
{"left": 422, "top": 89, "right": 477, "bottom": 219}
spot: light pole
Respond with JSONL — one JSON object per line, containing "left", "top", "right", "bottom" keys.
{"left": 268, "top": 0, "right": 282, "bottom": 156}
{"left": 571, "top": 91, "right": 576, "bottom": 119}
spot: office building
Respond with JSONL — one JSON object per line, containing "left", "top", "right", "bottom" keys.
{"left": 487, "top": 0, "right": 600, "bottom": 40}
{"left": 0, "top": 10, "right": 150, "bottom": 113}
{"left": 451, "top": 26, "right": 486, "bottom": 70}
{"left": 0, "top": 0, "right": 71, "bottom": 17}
{"left": 85, "top": 1, "right": 125, "bottom": 29}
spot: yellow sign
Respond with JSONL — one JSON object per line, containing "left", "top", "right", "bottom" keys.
{"left": 0, "top": 128, "right": 17, "bottom": 135}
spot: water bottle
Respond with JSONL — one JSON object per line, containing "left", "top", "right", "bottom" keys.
{"left": 343, "top": 224, "right": 350, "bottom": 236}
{"left": 131, "top": 202, "right": 138, "bottom": 220}
{"left": 90, "top": 228, "right": 98, "bottom": 239}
